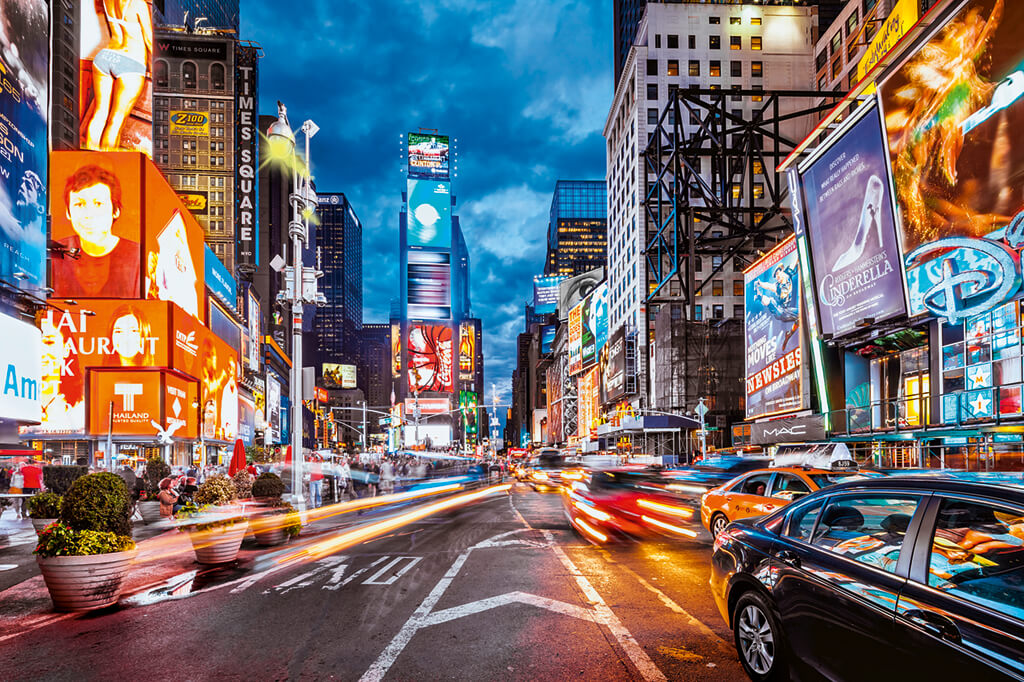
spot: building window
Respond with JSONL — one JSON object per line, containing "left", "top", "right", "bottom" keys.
{"left": 848, "top": 41, "right": 859, "bottom": 62}
{"left": 730, "top": 60, "right": 741, "bottom": 78}
{"left": 688, "top": 35, "right": 696, "bottom": 49}
{"left": 732, "top": 184, "right": 741, "bottom": 199}
{"left": 655, "top": 34, "right": 661, "bottom": 48}
{"left": 694, "top": 256, "right": 702, "bottom": 272}
{"left": 750, "top": 17, "right": 761, "bottom": 26}
{"left": 694, "top": 304, "right": 702, "bottom": 321}
{"left": 733, "top": 304, "right": 744, "bottom": 319}
{"left": 709, "top": 60, "right": 721, "bottom": 78}
{"left": 846, "top": 10, "right": 859, "bottom": 37}
{"left": 753, "top": 183, "right": 764, "bottom": 199}
{"left": 688, "top": 60, "right": 700, "bottom": 77}
{"left": 753, "top": 160, "right": 764, "bottom": 175}
{"left": 730, "top": 17, "right": 741, "bottom": 26}
{"left": 751, "top": 36, "right": 762, "bottom": 51}
{"left": 154, "top": 60, "right": 168, "bottom": 88}
{"left": 667, "top": 59, "right": 679, "bottom": 77}
{"left": 667, "top": 34, "right": 679, "bottom": 49}
{"left": 709, "top": 35, "right": 720, "bottom": 50}
{"left": 751, "top": 61, "right": 763, "bottom": 78}
{"left": 733, "top": 280, "right": 743, "bottom": 296}
{"left": 210, "top": 63, "right": 225, "bottom": 90}
{"left": 731, "top": 84, "right": 742, "bottom": 102}
{"left": 730, "top": 36, "right": 741, "bottom": 50}
{"left": 816, "top": 49, "right": 828, "bottom": 71}
{"left": 832, "top": 58, "right": 842, "bottom": 78}
{"left": 709, "top": 16, "right": 720, "bottom": 25}
{"left": 182, "top": 62, "right": 197, "bottom": 89}
{"left": 751, "top": 86, "right": 763, "bottom": 102}
{"left": 830, "top": 32, "right": 842, "bottom": 56}
{"left": 647, "top": 108, "right": 658, "bottom": 125}
{"left": 647, "top": 83, "right": 658, "bottom": 100}
{"left": 712, "top": 304, "right": 724, "bottom": 319}
{"left": 647, "top": 59, "right": 658, "bottom": 76}
{"left": 712, "top": 280, "right": 724, "bottom": 296}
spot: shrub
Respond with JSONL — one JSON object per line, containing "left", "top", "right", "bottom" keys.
{"left": 42, "top": 465, "right": 87, "bottom": 495}
{"left": 34, "top": 522, "right": 135, "bottom": 558}
{"left": 279, "top": 502, "right": 302, "bottom": 538}
{"left": 26, "top": 492, "right": 63, "bottom": 519}
{"left": 143, "top": 458, "right": 171, "bottom": 492}
{"left": 193, "top": 475, "right": 236, "bottom": 506}
{"left": 251, "top": 472, "right": 286, "bottom": 500}
{"left": 60, "top": 472, "right": 132, "bottom": 537}
{"left": 232, "top": 470, "right": 254, "bottom": 499}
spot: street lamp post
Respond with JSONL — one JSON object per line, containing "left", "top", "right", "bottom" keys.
{"left": 267, "top": 101, "right": 322, "bottom": 509}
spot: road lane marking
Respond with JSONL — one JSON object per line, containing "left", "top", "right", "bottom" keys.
{"left": 363, "top": 556, "right": 422, "bottom": 586}
{"left": 265, "top": 555, "right": 347, "bottom": 594}
{"left": 423, "top": 590, "right": 599, "bottom": 626}
{"left": 336, "top": 555, "right": 389, "bottom": 589}
{"left": 0, "top": 564, "right": 18, "bottom": 571}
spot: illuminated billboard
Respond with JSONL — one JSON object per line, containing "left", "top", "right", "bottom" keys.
{"left": 0, "top": 313, "right": 42, "bottom": 423}
{"left": 580, "top": 282, "right": 609, "bottom": 369}
{"left": 235, "top": 43, "right": 259, "bottom": 269}
{"left": 568, "top": 301, "right": 583, "bottom": 374}
{"left": 0, "top": 0, "right": 48, "bottom": 291}
{"left": 323, "top": 363, "right": 357, "bottom": 388}
{"left": 880, "top": 0, "right": 1024, "bottom": 324}
{"left": 407, "top": 180, "right": 451, "bottom": 248}
{"left": 145, "top": 162, "right": 205, "bottom": 321}
{"left": 796, "top": 104, "right": 906, "bottom": 337}
{"left": 80, "top": 0, "right": 153, "bottom": 155}
{"left": 745, "top": 236, "right": 803, "bottom": 419}
{"left": 407, "top": 132, "right": 450, "bottom": 179}
{"left": 533, "top": 275, "right": 567, "bottom": 315}
{"left": 245, "top": 289, "right": 260, "bottom": 371}
{"left": 407, "top": 250, "right": 451, "bottom": 319}
{"left": 459, "top": 390, "right": 478, "bottom": 436}
{"left": 169, "top": 111, "right": 209, "bottom": 136}
{"left": 88, "top": 369, "right": 197, "bottom": 439}
{"left": 459, "top": 321, "right": 476, "bottom": 381}
{"left": 197, "top": 326, "right": 239, "bottom": 442}
{"left": 391, "top": 321, "right": 401, "bottom": 378}
{"left": 408, "top": 324, "right": 454, "bottom": 393}
{"left": 577, "top": 366, "right": 600, "bottom": 439}
{"left": 540, "top": 325, "right": 556, "bottom": 355}
{"left": 603, "top": 327, "right": 626, "bottom": 402}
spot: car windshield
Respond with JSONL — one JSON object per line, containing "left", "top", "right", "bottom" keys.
{"left": 537, "top": 454, "right": 565, "bottom": 468}
{"left": 808, "top": 472, "right": 860, "bottom": 488}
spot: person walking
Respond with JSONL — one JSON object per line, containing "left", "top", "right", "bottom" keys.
{"left": 379, "top": 458, "right": 395, "bottom": 495}
{"left": 308, "top": 456, "right": 324, "bottom": 509}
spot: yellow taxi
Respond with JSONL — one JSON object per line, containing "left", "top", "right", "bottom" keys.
{"left": 701, "top": 467, "right": 867, "bottom": 537}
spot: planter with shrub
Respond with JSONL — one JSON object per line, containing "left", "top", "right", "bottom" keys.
{"left": 250, "top": 473, "right": 301, "bottom": 546}
{"left": 176, "top": 475, "right": 247, "bottom": 564}
{"left": 42, "top": 465, "right": 87, "bottom": 495}
{"left": 26, "top": 492, "right": 63, "bottom": 534}
{"left": 137, "top": 458, "right": 171, "bottom": 524}
{"left": 34, "top": 473, "right": 136, "bottom": 611}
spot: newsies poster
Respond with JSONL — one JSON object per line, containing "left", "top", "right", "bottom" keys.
{"left": 745, "top": 236, "right": 804, "bottom": 419}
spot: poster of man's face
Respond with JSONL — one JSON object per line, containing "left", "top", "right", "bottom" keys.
{"left": 0, "top": 0, "right": 48, "bottom": 290}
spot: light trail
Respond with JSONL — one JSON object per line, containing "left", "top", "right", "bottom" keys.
{"left": 573, "top": 500, "right": 612, "bottom": 522}
{"left": 641, "top": 515, "right": 698, "bottom": 538}
{"left": 637, "top": 498, "right": 694, "bottom": 519}
{"left": 571, "top": 516, "right": 608, "bottom": 543}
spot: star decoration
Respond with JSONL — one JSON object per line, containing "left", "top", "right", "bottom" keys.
{"left": 969, "top": 366, "right": 990, "bottom": 389}
{"left": 969, "top": 393, "right": 991, "bottom": 417}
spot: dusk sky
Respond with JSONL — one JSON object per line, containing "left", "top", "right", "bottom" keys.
{"left": 241, "top": 1, "right": 612, "bottom": 409}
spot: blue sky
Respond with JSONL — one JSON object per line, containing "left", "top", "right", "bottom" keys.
{"left": 241, "top": 1, "right": 611, "bottom": 406}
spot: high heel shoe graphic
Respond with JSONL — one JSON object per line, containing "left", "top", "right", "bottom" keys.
{"left": 833, "top": 175, "right": 884, "bottom": 272}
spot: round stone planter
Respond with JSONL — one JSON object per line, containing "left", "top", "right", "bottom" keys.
{"left": 31, "top": 518, "right": 57, "bottom": 534}
{"left": 253, "top": 524, "right": 286, "bottom": 546}
{"left": 137, "top": 501, "right": 162, "bottom": 524}
{"left": 189, "top": 522, "right": 248, "bottom": 564}
{"left": 36, "top": 550, "right": 137, "bottom": 612}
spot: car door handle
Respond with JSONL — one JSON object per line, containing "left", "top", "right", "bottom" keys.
{"left": 773, "top": 549, "right": 800, "bottom": 567}
{"left": 764, "top": 504, "right": 776, "bottom": 511}
{"left": 905, "top": 609, "right": 962, "bottom": 644}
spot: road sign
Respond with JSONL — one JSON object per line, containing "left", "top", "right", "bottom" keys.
{"left": 695, "top": 402, "right": 708, "bottom": 418}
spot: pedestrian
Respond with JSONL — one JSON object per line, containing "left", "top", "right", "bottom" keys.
{"left": 118, "top": 463, "right": 137, "bottom": 495}
{"left": 380, "top": 458, "right": 395, "bottom": 495}
{"left": 9, "top": 464, "right": 25, "bottom": 519}
{"left": 308, "top": 456, "right": 324, "bottom": 508}
{"left": 337, "top": 457, "right": 352, "bottom": 500}
{"left": 156, "top": 477, "right": 179, "bottom": 519}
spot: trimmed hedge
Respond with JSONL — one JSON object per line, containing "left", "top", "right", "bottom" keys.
{"left": 60, "top": 472, "right": 132, "bottom": 537}
{"left": 26, "top": 492, "right": 63, "bottom": 519}
{"left": 143, "top": 458, "right": 171, "bottom": 492}
{"left": 252, "top": 472, "right": 286, "bottom": 500}
{"left": 42, "top": 465, "right": 87, "bottom": 495}
{"left": 193, "top": 475, "right": 236, "bottom": 506}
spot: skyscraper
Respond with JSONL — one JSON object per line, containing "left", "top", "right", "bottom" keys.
{"left": 315, "top": 193, "right": 363, "bottom": 368}
{"left": 544, "top": 180, "right": 607, "bottom": 278}
{"left": 154, "top": 0, "right": 240, "bottom": 32}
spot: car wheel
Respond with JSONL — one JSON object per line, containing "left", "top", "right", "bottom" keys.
{"left": 733, "top": 591, "right": 788, "bottom": 682}
{"left": 711, "top": 512, "right": 729, "bottom": 538}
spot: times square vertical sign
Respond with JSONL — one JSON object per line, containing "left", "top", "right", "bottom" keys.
{"left": 235, "top": 44, "right": 259, "bottom": 271}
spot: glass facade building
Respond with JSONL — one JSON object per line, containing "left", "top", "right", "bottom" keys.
{"left": 314, "top": 193, "right": 363, "bottom": 367}
{"left": 544, "top": 180, "right": 607, "bottom": 278}
{"left": 155, "top": 0, "right": 240, "bottom": 32}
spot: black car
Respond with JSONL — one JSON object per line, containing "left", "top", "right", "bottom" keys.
{"left": 709, "top": 473, "right": 1024, "bottom": 681}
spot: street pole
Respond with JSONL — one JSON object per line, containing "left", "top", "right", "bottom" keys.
{"left": 362, "top": 400, "right": 367, "bottom": 452}
{"left": 698, "top": 397, "right": 707, "bottom": 461}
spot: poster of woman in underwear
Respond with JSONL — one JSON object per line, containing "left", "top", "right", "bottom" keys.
{"left": 79, "top": 0, "right": 153, "bottom": 155}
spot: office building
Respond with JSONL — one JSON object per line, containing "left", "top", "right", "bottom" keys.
{"left": 314, "top": 193, "right": 363, "bottom": 368}
{"left": 360, "top": 323, "right": 392, "bottom": 426}
{"left": 544, "top": 180, "right": 607, "bottom": 278}
{"left": 49, "top": 0, "right": 78, "bottom": 150}
{"left": 154, "top": 0, "right": 240, "bottom": 33}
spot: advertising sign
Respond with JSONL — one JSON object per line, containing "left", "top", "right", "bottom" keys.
{"left": 239, "top": 395, "right": 256, "bottom": 446}
{"left": 169, "top": 304, "right": 238, "bottom": 440}
{"left": 50, "top": 152, "right": 143, "bottom": 298}
{"left": 322, "top": 363, "right": 357, "bottom": 388}
{"left": 267, "top": 373, "right": 281, "bottom": 444}
{"left": 745, "top": 236, "right": 803, "bottom": 419}
{"left": 88, "top": 369, "right": 162, "bottom": 436}
{"left": 533, "top": 275, "right": 567, "bottom": 315}
{"left": 603, "top": 327, "right": 626, "bottom": 402}
{"left": 391, "top": 322, "right": 401, "bottom": 378}
{"left": 407, "top": 132, "right": 450, "bottom": 179}
{"left": 459, "top": 321, "right": 476, "bottom": 381}
{"left": 0, "top": 313, "right": 41, "bottom": 423}
{"left": 404, "top": 397, "right": 449, "bottom": 415}
{"left": 407, "top": 250, "right": 451, "bottom": 319}
{"left": 750, "top": 414, "right": 826, "bottom": 445}
{"left": 407, "top": 324, "right": 454, "bottom": 393}
{"left": 546, "top": 362, "right": 562, "bottom": 440}
{"left": 154, "top": 36, "right": 227, "bottom": 61}
{"left": 577, "top": 366, "right": 600, "bottom": 439}
{"left": 235, "top": 43, "right": 258, "bottom": 269}
{"left": 178, "top": 191, "right": 208, "bottom": 215}
{"left": 568, "top": 301, "right": 583, "bottom": 374}
{"left": 406, "top": 179, "right": 451, "bottom": 248}
{"left": 164, "top": 371, "right": 197, "bottom": 440}
{"left": 581, "top": 282, "right": 609, "bottom": 369}
{"left": 540, "top": 325, "right": 556, "bottom": 355}
{"left": 144, "top": 162, "right": 205, "bottom": 321}
{"left": 0, "top": 0, "right": 47, "bottom": 291}
{"left": 204, "top": 243, "right": 237, "bottom": 310}
{"left": 246, "top": 289, "right": 260, "bottom": 371}
{"left": 459, "top": 390, "right": 478, "bottom": 436}
{"left": 169, "top": 111, "right": 209, "bottom": 136}
{"left": 797, "top": 105, "right": 906, "bottom": 337}
{"left": 881, "top": 0, "right": 1024, "bottom": 325}
{"left": 856, "top": 0, "right": 919, "bottom": 83}
{"left": 80, "top": 0, "right": 153, "bottom": 154}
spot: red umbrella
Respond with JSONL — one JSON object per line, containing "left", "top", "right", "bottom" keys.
{"left": 228, "top": 439, "right": 246, "bottom": 476}
{"left": 284, "top": 445, "right": 292, "bottom": 466}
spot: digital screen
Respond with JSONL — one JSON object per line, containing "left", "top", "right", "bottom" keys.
{"left": 577, "top": 366, "right": 600, "bottom": 439}
{"left": 246, "top": 290, "right": 260, "bottom": 371}
{"left": 197, "top": 328, "right": 239, "bottom": 442}
{"left": 581, "top": 282, "right": 609, "bottom": 369}
{"left": 88, "top": 369, "right": 162, "bottom": 436}
{"left": 745, "top": 236, "right": 804, "bottom": 419}
{"left": 169, "top": 111, "right": 209, "bottom": 136}
{"left": 407, "top": 132, "right": 450, "bottom": 179}
{"left": 408, "top": 250, "right": 451, "bottom": 319}
{"left": 880, "top": 0, "right": 1024, "bottom": 324}
{"left": 533, "top": 275, "right": 567, "bottom": 315}
{"left": 235, "top": 43, "right": 258, "bottom": 269}
{"left": 267, "top": 373, "right": 281, "bottom": 444}
{"left": 208, "top": 300, "right": 241, "bottom": 357}
{"left": 204, "top": 243, "right": 237, "bottom": 309}
{"left": 796, "top": 105, "right": 906, "bottom": 337}
{"left": 603, "top": 327, "right": 626, "bottom": 402}
{"left": 145, "top": 162, "right": 205, "bottom": 322}
{"left": 459, "top": 390, "right": 478, "bottom": 436}
{"left": 459, "top": 321, "right": 476, "bottom": 380}
{"left": 546, "top": 363, "right": 562, "bottom": 440}
{"left": 540, "top": 325, "right": 556, "bottom": 355}
{"left": 80, "top": 0, "right": 153, "bottom": 155}
{"left": 407, "top": 324, "right": 454, "bottom": 393}
{"left": 391, "top": 321, "right": 401, "bottom": 378}
{"left": 323, "top": 363, "right": 357, "bottom": 388}
{"left": 50, "top": 152, "right": 143, "bottom": 298}
{"left": 407, "top": 179, "right": 451, "bottom": 248}
{"left": 568, "top": 301, "right": 583, "bottom": 374}
{"left": 0, "top": 313, "right": 42, "bottom": 423}
{"left": 0, "top": 0, "right": 48, "bottom": 291}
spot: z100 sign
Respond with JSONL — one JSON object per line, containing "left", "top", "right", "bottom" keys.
{"left": 744, "top": 236, "right": 803, "bottom": 419}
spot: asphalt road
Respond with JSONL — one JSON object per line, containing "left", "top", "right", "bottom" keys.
{"left": 0, "top": 484, "right": 744, "bottom": 681}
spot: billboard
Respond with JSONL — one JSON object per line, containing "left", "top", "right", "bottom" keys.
{"left": 458, "top": 321, "right": 475, "bottom": 381}
{"left": 407, "top": 324, "right": 454, "bottom": 393}
{"left": 198, "top": 327, "right": 238, "bottom": 441}
{"left": 323, "top": 363, "right": 357, "bottom": 388}
{"left": 603, "top": 327, "right": 626, "bottom": 402}
{"left": 267, "top": 373, "right": 281, "bottom": 444}
{"left": 79, "top": 0, "right": 153, "bottom": 154}
{"left": 0, "top": 312, "right": 41, "bottom": 423}
{"left": 50, "top": 152, "right": 143, "bottom": 298}
{"left": 745, "top": 236, "right": 803, "bottom": 419}
{"left": 178, "top": 191, "right": 208, "bottom": 215}
{"left": 568, "top": 301, "right": 583, "bottom": 374}
{"left": 881, "top": 0, "right": 1024, "bottom": 324}
{"left": 391, "top": 321, "right": 401, "bottom": 378}
{"left": 169, "top": 111, "right": 209, "bottom": 136}
{"left": 407, "top": 132, "right": 450, "bottom": 179}
{"left": 406, "top": 179, "right": 451, "bottom": 248}
{"left": 580, "top": 282, "right": 609, "bottom": 369}
{"left": 856, "top": 0, "right": 919, "bottom": 83}
{"left": 245, "top": 289, "right": 260, "bottom": 371}
{"left": 407, "top": 250, "right": 451, "bottom": 319}
{"left": 235, "top": 43, "right": 258, "bottom": 269}
{"left": 204, "top": 244, "right": 237, "bottom": 311}
{"left": 546, "top": 362, "right": 562, "bottom": 441}
{"left": 540, "top": 325, "right": 556, "bottom": 355}
{"left": 459, "top": 390, "right": 478, "bottom": 436}
{"left": 145, "top": 162, "right": 205, "bottom": 320}
{"left": 797, "top": 104, "right": 906, "bottom": 337}
{"left": 533, "top": 275, "right": 567, "bottom": 315}
{"left": 577, "top": 366, "right": 600, "bottom": 439}
{"left": 88, "top": 369, "right": 161, "bottom": 436}
{"left": 0, "top": 0, "right": 47, "bottom": 291}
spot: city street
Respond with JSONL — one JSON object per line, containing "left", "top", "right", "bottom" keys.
{"left": 0, "top": 484, "right": 741, "bottom": 681}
